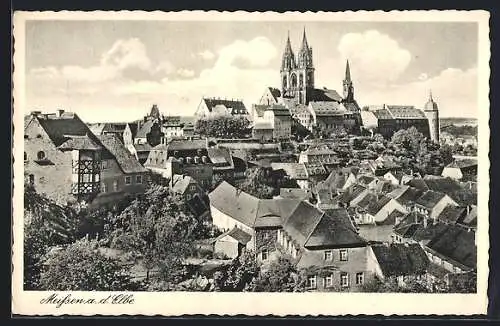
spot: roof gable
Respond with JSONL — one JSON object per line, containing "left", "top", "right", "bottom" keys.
{"left": 97, "top": 134, "right": 147, "bottom": 174}
{"left": 283, "top": 201, "right": 324, "bottom": 248}
{"left": 371, "top": 243, "right": 430, "bottom": 277}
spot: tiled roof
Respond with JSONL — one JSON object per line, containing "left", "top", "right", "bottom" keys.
{"left": 367, "top": 195, "right": 392, "bottom": 215}
{"left": 217, "top": 227, "right": 252, "bottom": 245}
{"left": 283, "top": 201, "right": 325, "bottom": 248}
{"left": 254, "top": 198, "right": 301, "bottom": 228}
{"left": 336, "top": 184, "right": 367, "bottom": 204}
{"left": 304, "top": 163, "right": 328, "bottom": 176}
{"left": 35, "top": 112, "right": 101, "bottom": 147}
{"left": 426, "top": 224, "right": 477, "bottom": 270}
{"left": 376, "top": 209, "right": 406, "bottom": 226}
{"left": 408, "top": 177, "right": 462, "bottom": 194}
{"left": 372, "top": 108, "right": 393, "bottom": 120}
{"left": 371, "top": 243, "right": 430, "bottom": 277}
{"left": 58, "top": 135, "right": 103, "bottom": 151}
{"left": 415, "top": 190, "right": 447, "bottom": 209}
{"left": 88, "top": 123, "right": 107, "bottom": 135}
{"left": 266, "top": 104, "right": 291, "bottom": 116}
{"left": 208, "top": 181, "right": 260, "bottom": 227}
{"left": 320, "top": 169, "right": 351, "bottom": 190}
{"left": 412, "top": 222, "right": 449, "bottom": 243}
{"left": 270, "top": 163, "right": 308, "bottom": 180}
{"left": 203, "top": 98, "right": 248, "bottom": 115}
{"left": 305, "top": 208, "right": 366, "bottom": 249}
{"left": 386, "top": 105, "right": 427, "bottom": 119}
{"left": 307, "top": 88, "right": 343, "bottom": 102}
{"left": 437, "top": 206, "right": 468, "bottom": 224}
{"left": 98, "top": 134, "right": 147, "bottom": 174}
{"left": 393, "top": 186, "right": 424, "bottom": 207}
{"left": 394, "top": 223, "right": 422, "bottom": 238}
{"left": 135, "top": 120, "right": 155, "bottom": 139}
{"left": 279, "top": 188, "right": 311, "bottom": 201}
{"left": 358, "top": 175, "right": 375, "bottom": 185}
{"left": 207, "top": 147, "right": 233, "bottom": 167}
{"left": 168, "top": 138, "right": 207, "bottom": 151}
{"left": 170, "top": 174, "right": 198, "bottom": 195}
{"left": 268, "top": 87, "right": 281, "bottom": 101}
{"left": 344, "top": 101, "right": 361, "bottom": 112}
{"left": 134, "top": 143, "right": 153, "bottom": 152}
{"left": 309, "top": 101, "right": 345, "bottom": 116}
{"left": 461, "top": 206, "right": 477, "bottom": 226}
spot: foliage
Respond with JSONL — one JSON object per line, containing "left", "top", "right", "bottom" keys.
{"left": 39, "top": 239, "right": 139, "bottom": 291}
{"left": 235, "top": 167, "right": 276, "bottom": 199}
{"left": 291, "top": 119, "right": 312, "bottom": 141}
{"left": 361, "top": 276, "right": 431, "bottom": 293}
{"left": 195, "top": 116, "right": 251, "bottom": 139}
{"left": 391, "top": 127, "right": 425, "bottom": 153}
{"left": 213, "top": 251, "right": 259, "bottom": 291}
{"left": 250, "top": 257, "right": 306, "bottom": 292}
{"left": 444, "top": 125, "right": 478, "bottom": 137}
{"left": 108, "top": 185, "right": 209, "bottom": 282}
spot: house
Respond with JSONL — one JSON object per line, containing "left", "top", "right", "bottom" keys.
{"left": 96, "top": 134, "right": 149, "bottom": 206}
{"left": 407, "top": 176, "right": 462, "bottom": 199}
{"left": 144, "top": 139, "right": 213, "bottom": 189}
{"left": 335, "top": 184, "right": 367, "bottom": 208}
{"left": 369, "top": 243, "right": 430, "bottom": 287}
{"left": 195, "top": 97, "right": 249, "bottom": 119}
{"left": 207, "top": 147, "right": 235, "bottom": 185}
{"left": 130, "top": 143, "right": 153, "bottom": 165}
{"left": 424, "top": 224, "right": 477, "bottom": 274}
{"left": 163, "top": 116, "right": 184, "bottom": 139}
{"left": 383, "top": 170, "right": 415, "bottom": 186}
{"left": 294, "top": 104, "right": 313, "bottom": 131}
{"left": 208, "top": 182, "right": 378, "bottom": 291}
{"left": 252, "top": 104, "right": 292, "bottom": 140}
{"left": 134, "top": 104, "right": 165, "bottom": 147}
{"left": 414, "top": 190, "right": 458, "bottom": 220}
{"left": 298, "top": 145, "right": 339, "bottom": 165}
{"left": 88, "top": 122, "right": 138, "bottom": 145}
{"left": 387, "top": 185, "right": 424, "bottom": 212}
{"left": 436, "top": 205, "right": 468, "bottom": 225}
{"left": 307, "top": 101, "right": 360, "bottom": 134}
{"left": 258, "top": 87, "right": 282, "bottom": 106}
{"left": 24, "top": 110, "right": 147, "bottom": 207}
{"left": 360, "top": 104, "right": 432, "bottom": 139}
{"left": 270, "top": 162, "right": 309, "bottom": 190}
{"left": 282, "top": 206, "right": 375, "bottom": 291}
{"left": 252, "top": 122, "right": 274, "bottom": 142}
{"left": 214, "top": 227, "right": 253, "bottom": 259}
{"left": 441, "top": 159, "right": 478, "bottom": 181}
{"left": 169, "top": 174, "right": 205, "bottom": 202}
{"left": 278, "top": 188, "right": 312, "bottom": 202}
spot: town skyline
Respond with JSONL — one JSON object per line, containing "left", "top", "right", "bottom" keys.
{"left": 25, "top": 21, "right": 478, "bottom": 122}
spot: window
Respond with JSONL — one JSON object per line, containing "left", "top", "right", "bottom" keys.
{"left": 136, "top": 175, "right": 143, "bottom": 184}
{"left": 186, "top": 194, "right": 191, "bottom": 200}
{"left": 102, "top": 160, "right": 109, "bottom": 170}
{"left": 125, "top": 176, "right": 132, "bottom": 185}
{"left": 190, "top": 184, "right": 196, "bottom": 191}
{"left": 29, "top": 174, "right": 35, "bottom": 185}
{"left": 37, "top": 151, "right": 46, "bottom": 160}
{"left": 113, "top": 180, "right": 118, "bottom": 191}
{"left": 307, "top": 276, "right": 317, "bottom": 289}
{"left": 24, "top": 152, "right": 28, "bottom": 162}
{"left": 324, "top": 250, "right": 332, "bottom": 261}
{"left": 340, "top": 249, "right": 348, "bottom": 261}
{"left": 340, "top": 273, "right": 349, "bottom": 287}
{"left": 325, "top": 274, "right": 334, "bottom": 288}
{"left": 261, "top": 249, "right": 268, "bottom": 261}
{"left": 356, "top": 272, "right": 364, "bottom": 285}
{"left": 102, "top": 183, "right": 107, "bottom": 193}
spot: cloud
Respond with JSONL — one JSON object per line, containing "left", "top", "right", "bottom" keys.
{"left": 418, "top": 73, "right": 428, "bottom": 81}
{"left": 198, "top": 50, "right": 215, "bottom": 60}
{"left": 177, "top": 68, "right": 195, "bottom": 78}
{"left": 355, "top": 67, "right": 478, "bottom": 117}
{"left": 338, "top": 30, "right": 412, "bottom": 86}
{"left": 216, "top": 36, "right": 277, "bottom": 68}
{"left": 26, "top": 36, "right": 279, "bottom": 121}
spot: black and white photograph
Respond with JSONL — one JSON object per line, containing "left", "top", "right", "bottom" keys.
{"left": 12, "top": 10, "right": 490, "bottom": 316}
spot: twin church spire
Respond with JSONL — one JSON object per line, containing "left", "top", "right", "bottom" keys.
{"left": 280, "top": 28, "right": 354, "bottom": 105}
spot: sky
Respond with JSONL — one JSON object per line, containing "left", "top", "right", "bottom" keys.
{"left": 24, "top": 20, "right": 479, "bottom": 122}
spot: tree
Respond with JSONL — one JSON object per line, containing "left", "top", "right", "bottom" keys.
{"left": 109, "top": 185, "right": 206, "bottom": 283}
{"left": 251, "top": 257, "right": 306, "bottom": 292}
{"left": 390, "top": 127, "right": 425, "bottom": 153}
{"left": 39, "top": 239, "right": 139, "bottom": 291}
{"left": 361, "top": 276, "right": 431, "bottom": 293}
{"left": 213, "top": 251, "right": 259, "bottom": 291}
{"left": 236, "top": 167, "right": 276, "bottom": 199}
{"left": 373, "top": 133, "right": 385, "bottom": 144}
{"left": 195, "top": 116, "right": 250, "bottom": 139}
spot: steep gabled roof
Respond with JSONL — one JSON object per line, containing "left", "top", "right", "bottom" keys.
{"left": 203, "top": 98, "right": 248, "bottom": 115}
{"left": 437, "top": 206, "right": 468, "bottom": 224}
{"left": 304, "top": 208, "right": 366, "bottom": 249}
{"left": 283, "top": 201, "right": 324, "bottom": 248}
{"left": 170, "top": 174, "right": 198, "bottom": 195}
{"left": 168, "top": 138, "right": 207, "bottom": 151}
{"left": 426, "top": 224, "right": 477, "bottom": 270}
{"left": 97, "top": 134, "right": 147, "bottom": 174}
{"left": 270, "top": 163, "right": 308, "bottom": 180}
{"left": 415, "top": 190, "right": 447, "bottom": 209}
{"left": 35, "top": 112, "right": 101, "bottom": 147}
{"left": 217, "top": 227, "right": 252, "bottom": 245}
{"left": 371, "top": 243, "right": 430, "bottom": 277}
{"left": 58, "top": 135, "right": 103, "bottom": 151}
{"left": 308, "top": 88, "right": 343, "bottom": 103}
{"left": 385, "top": 105, "right": 427, "bottom": 119}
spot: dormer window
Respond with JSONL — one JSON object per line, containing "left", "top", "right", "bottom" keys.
{"left": 37, "top": 151, "right": 46, "bottom": 160}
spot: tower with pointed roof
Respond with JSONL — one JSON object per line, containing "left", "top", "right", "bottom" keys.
{"left": 280, "top": 29, "right": 315, "bottom": 105}
{"left": 343, "top": 60, "right": 355, "bottom": 102}
{"left": 424, "top": 90, "right": 440, "bottom": 143}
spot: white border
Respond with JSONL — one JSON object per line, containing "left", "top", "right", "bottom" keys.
{"left": 12, "top": 10, "right": 490, "bottom": 316}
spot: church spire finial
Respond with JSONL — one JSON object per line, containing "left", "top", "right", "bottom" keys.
{"left": 345, "top": 59, "right": 351, "bottom": 83}
{"left": 301, "top": 27, "right": 309, "bottom": 50}
{"left": 429, "top": 89, "right": 433, "bottom": 101}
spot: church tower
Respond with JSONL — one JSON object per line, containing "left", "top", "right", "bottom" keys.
{"left": 424, "top": 90, "right": 440, "bottom": 143}
{"left": 280, "top": 29, "right": 315, "bottom": 105}
{"left": 343, "top": 60, "right": 355, "bottom": 102}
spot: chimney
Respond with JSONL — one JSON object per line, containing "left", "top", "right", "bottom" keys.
{"left": 31, "top": 110, "right": 42, "bottom": 116}
{"left": 423, "top": 217, "right": 428, "bottom": 228}
{"left": 56, "top": 109, "right": 65, "bottom": 117}
{"left": 467, "top": 205, "right": 471, "bottom": 215}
